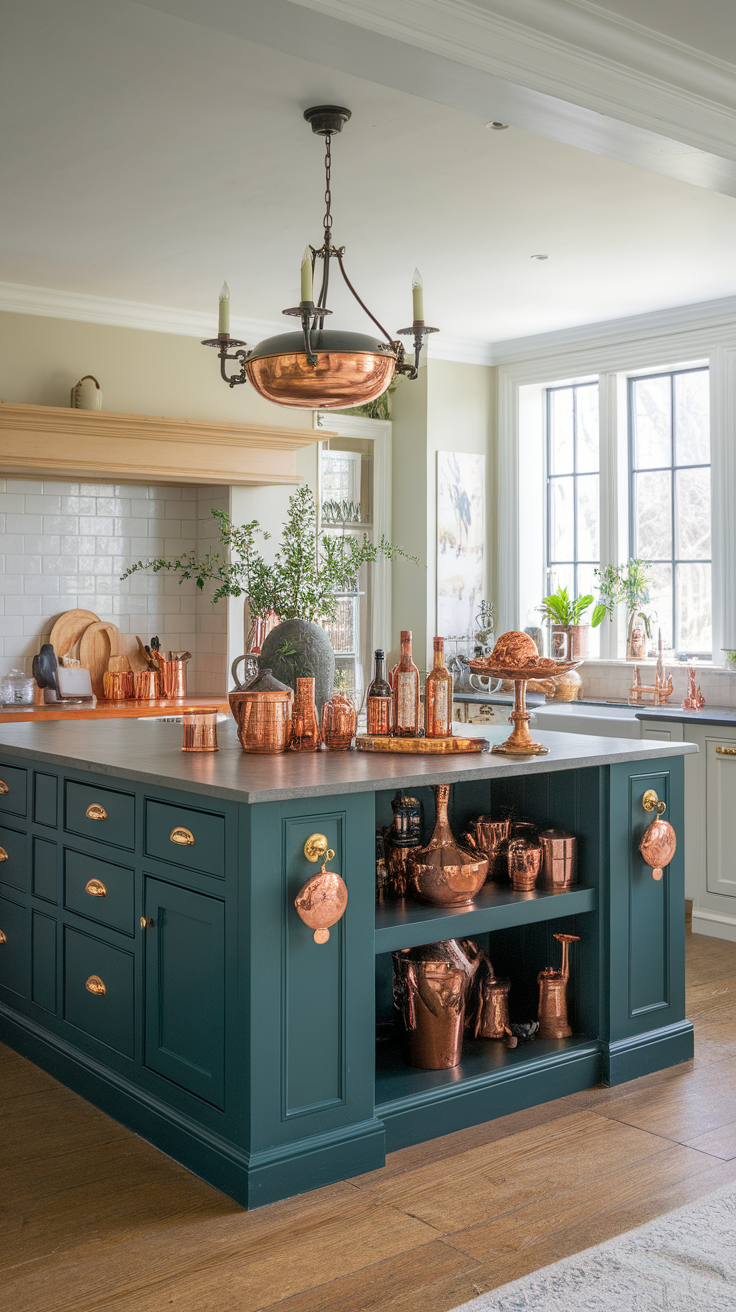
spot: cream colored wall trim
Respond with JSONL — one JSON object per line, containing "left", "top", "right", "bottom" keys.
{"left": 0, "top": 402, "right": 326, "bottom": 488}
{"left": 292, "top": 0, "right": 736, "bottom": 161}
{"left": 692, "top": 907, "right": 736, "bottom": 943}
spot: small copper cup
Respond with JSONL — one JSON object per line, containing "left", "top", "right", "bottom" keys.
{"left": 133, "top": 670, "right": 159, "bottom": 700}
{"left": 181, "top": 706, "right": 219, "bottom": 752}
{"left": 538, "top": 829, "right": 578, "bottom": 890}
{"left": 464, "top": 816, "right": 511, "bottom": 882}
{"left": 507, "top": 837, "right": 542, "bottom": 891}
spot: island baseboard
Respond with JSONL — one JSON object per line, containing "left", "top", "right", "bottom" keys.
{"left": 601, "top": 1020, "right": 695, "bottom": 1086}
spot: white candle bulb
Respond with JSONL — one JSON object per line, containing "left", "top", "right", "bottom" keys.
{"left": 301, "top": 248, "right": 313, "bottom": 303}
{"left": 218, "top": 282, "right": 230, "bottom": 335}
{"left": 412, "top": 268, "right": 424, "bottom": 322}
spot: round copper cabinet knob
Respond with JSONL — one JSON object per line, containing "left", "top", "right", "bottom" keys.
{"left": 295, "top": 850, "right": 347, "bottom": 944}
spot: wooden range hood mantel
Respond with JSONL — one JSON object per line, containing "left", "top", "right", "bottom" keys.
{"left": 0, "top": 402, "right": 331, "bottom": 487}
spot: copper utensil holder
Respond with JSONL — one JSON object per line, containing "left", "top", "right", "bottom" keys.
{"left": 133, "top": 670, "right": 159, "bottom": 700}
{"left": 474, "top": 974, "right": 511, "bottom": 1040}
{"left": 321, "top": 693, "right": 358, "bottom": 750}
{"left": 538, "top": 932, "right": 580, "bottom": 1038}
{"left": 408, "top": 785, "right": 488, "bottom": 906}
{"left": 507, "top": 837, "right": 542, "bottom": 891}
{"left": 464, "top": 816, "right": 511, "bottom": 882}
{"left": 181, "top": 706, "right": 219, "bottom": 752}
{"left": 392, "top": 940, "right": 480, "bottom": 1070}
{"left": 163, "top": 654, "right": 189, "bottom": 700}
{"left": 538, "top": 829, "right": 578, "bottom": 890}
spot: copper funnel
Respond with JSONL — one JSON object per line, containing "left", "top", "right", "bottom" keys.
{"left": 408, "top": 785, "right": 488, "bottom": 906}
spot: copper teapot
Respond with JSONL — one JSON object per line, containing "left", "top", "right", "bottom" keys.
{"left": 229, "top": 666, "right": 294, "bottom": 754}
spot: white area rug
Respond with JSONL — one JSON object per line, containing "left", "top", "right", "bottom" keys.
{"left": 452, "top": 1181, "right": 736, "bottom": 1311}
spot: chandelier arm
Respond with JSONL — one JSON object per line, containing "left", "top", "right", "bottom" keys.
{"left": 335, "top": 252, "right": 395, "bottom": 348}
{"left": 222, "top": 348, "right": 249, "bottom": 388}
{"left": 315, "top": 246, "right": 331, "bottom": 330}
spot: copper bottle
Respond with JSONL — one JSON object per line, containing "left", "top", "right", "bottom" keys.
{"left": 464, "top": 816, "right": 511, "bottom": 882}
{"left": 537, "top": 932, "right": 580, "bottom": 1039}
{"left": 408, "top": 785, "right": 488, "bottom": 905}
{"left": 425, "top": 637, "right": 453, "bottom": 738}
{"left": 392, "top": 939, "right": 481, "bottom": 1069}
{"left": 289, "top": 677, "right": 321, "bottom": 751}
{"left": 229, "top": 667, "right": 294, "bottom": 754}
{"left": 321, "top": 693, "right": 357, "bottom": 750}
{"left": 393, "top": 630, "right": 420, "bottom": 737}
{"left": 507, "top": 836, "right": 542, "bottom": 891}
{"left": 366, "top": 649, "right": 393, "bottom": 736}
{"left": 538, "top": 829, "right": 578, "bottom": 890}
{"left": 474, "top": 970, "right": 511, "bottom": 1040}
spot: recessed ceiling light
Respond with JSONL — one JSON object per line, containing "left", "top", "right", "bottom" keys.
{"left": 486, "top": 121, "right": 509, "bottom": 130}
{"left": 531, "top": 254, "right": 549, "bottom": 260}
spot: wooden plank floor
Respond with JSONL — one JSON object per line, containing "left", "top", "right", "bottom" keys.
{"left": 3, "top": 921, "right": 736, "bottom": 1312}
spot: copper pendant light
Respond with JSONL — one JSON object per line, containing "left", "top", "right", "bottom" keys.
{"left": 202, "top": 106, "right": 438, "bottom": 409}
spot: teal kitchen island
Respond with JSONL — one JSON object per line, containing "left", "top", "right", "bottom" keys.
{"left": 0, "top": 718, "right": 696, "bottom": 1207}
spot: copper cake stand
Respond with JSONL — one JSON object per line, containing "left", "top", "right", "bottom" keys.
{"left": 467, "top": 659, "right": 580, "bottom": 755}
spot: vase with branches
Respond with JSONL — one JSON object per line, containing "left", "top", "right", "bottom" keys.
{"left": 593, "top": 559, "right": 654, "bottom": 659}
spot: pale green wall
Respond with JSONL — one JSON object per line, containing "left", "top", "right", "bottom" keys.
{"left": 390, "top": 358, "right": 496, "bottom": 668}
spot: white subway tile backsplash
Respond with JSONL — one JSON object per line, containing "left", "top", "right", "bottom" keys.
{"left": 80, "top": 483, "right": 116, "bottom": 496}
{"left": 44, "top": 482, "right": 79, "bottom": 495}
{"left": 6, "top": 554, "right": 41, "bottom": 575}
{"left": 8, "top": 480, "right": 44, "bottom": 494}
{"left": 79, "top": 516, "right": 114, "bottom": 536}
{"left": 44, "top": 515, "right": 79, "bottom": 534}
{"left": 8, "top": 513, "right": 43, "bottom": 534}
{"left": 6, "top": 595, "right": 42, "bottom": 614}
{"left": 0, "top": 494, "right": 26, "bottom": 512}
{"left": 25, "top": 495, "right": 60, "bottom": 515}
{"left": 62, "top": 495, "right": 96, "bottom": 514}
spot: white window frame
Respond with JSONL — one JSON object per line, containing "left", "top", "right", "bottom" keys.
{"left": 496, "top": 306, "right": 736, "bottom": 665}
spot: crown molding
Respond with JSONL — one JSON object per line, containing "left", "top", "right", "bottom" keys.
{"left": 290, "top": 0, "right": 736, "bottom": 164}
{"left": 427, "top": 333, "right": 494, "bottom": 367}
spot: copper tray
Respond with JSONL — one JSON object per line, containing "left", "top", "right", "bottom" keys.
{"left": 467, "top": 658, "right": 580, "bottom": 756}
{"left": 355, "top": 734, "right": 490, "bottom": 754}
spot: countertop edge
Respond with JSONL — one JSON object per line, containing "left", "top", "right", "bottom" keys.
{"left": 634, "top": 708, "right": 736, "bottom": 727}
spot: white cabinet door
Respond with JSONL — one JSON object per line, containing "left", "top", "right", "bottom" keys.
{"left": 706, "top": 737, "right": 736, "bottom": 897}
{"left": 639, "top": 720, "right": 684, "bottom": 743}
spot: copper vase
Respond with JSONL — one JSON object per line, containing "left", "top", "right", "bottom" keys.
{"left": 507, "top": 837, "right": 542, "bottom": 891}
{"left": 320, "top": 693, "right": 358, "bottom": 750}
{"left": 289, "top": 677, "right": 321, "bottom": 751}
{"left": 408, "top": 785, "right": 488, "bottom": 906}
{"left": 392, "top": 939, "right": 481, "bottom": 1069}
{"left": 538, "top": 829, "right": 578, "bottom": 890}
{"left": 537, "top": 932, "right": 580, "bottom": 1038}
{"left": 230, "top": 667, "right": 294, "bottom": 754}
{"left": 474, "top": 970, "right": 511, "bottom": 1040}
{"left": 464, "top": 816, "right": 511, "bottom": 882}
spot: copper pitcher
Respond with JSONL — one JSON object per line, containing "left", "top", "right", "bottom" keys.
{"left": 408, "top": 785, "right": 488, "bottom": 906}
{"left": 230, "top": 667, "right": 294, "bottom": 754}
{"left": 474, "top": 969, "right": 511, "bottom": 1040}
{"left": 393, "top": 939, "right": 482, "bottom": 1069}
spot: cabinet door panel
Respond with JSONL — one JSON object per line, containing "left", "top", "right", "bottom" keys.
{"left": 32, "top": 910, "right": 57, "bottom": 1013}
{"left": 32, "top": 836, "right": 57, "bottom": 904}
{"left": 0, "top": 823, "right": 28, "bottom": 893}
{"left": 33, "top": 773, "right": 58, "bottom": 828}
{"left": 144, "top": 878, "right": 225, "bottom": 1108}
{"left": 706, "top": 738, "right": 736, "bottom": 896}
{"left": 64, "top": 848, "right": 135, "bottom": 936}
{"left": 0, "top": 894, "right": 28, "bottom": 998}
{"left": 0, "top": 763, "right": 27, "bottom": 818}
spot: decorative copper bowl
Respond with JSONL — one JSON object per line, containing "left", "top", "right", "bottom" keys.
{"left": 245, "top": 329, "right": 397, "bottom": 410}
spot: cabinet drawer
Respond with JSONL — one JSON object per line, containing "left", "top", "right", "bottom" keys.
{"left": 0, "top": 823, "right": 28, "bottom": 894}
{"left": 0, "top": 763, "right": 27, "bottom": 818}
{"left": 64, "top": 848, "right": 135, "bottom": 936}
{"left": 144, "top": 800, "right": 225, "bottom": 879}
{"left": 0, "top": 894, "right": 27, "bottom": 998}
{"left": 63, "top": 926, "right": 134, "bottom": 1058}
{"left": 65, "top": 780, "right": 135, "bottom": 851}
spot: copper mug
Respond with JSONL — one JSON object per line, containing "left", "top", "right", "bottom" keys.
{"left": 507, "top": 837, "right": 542, "bottom": 891}
{"left": 538, "top": 829, "right": 578, "bottom": 890}
{"left": 464, "top": 816, "right": 511, "bottom": 882}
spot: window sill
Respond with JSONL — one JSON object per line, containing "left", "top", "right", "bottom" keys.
{"left": 578, "top": 657, "right": 731, "bottom": 674}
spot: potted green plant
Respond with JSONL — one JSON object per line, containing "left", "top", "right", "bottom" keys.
{"left": 592, "top": 559, "right": 654, "bottom": 660}
{"left": 538, "top": 585, "right": 596, "bottom": 660}
{"left": 122, "top": 486, "right": 417, "bottom": 710}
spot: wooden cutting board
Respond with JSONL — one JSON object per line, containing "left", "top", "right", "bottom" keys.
{"left": 79, "top": 621, "right": 120, "bottom": 699}
{"left": 48, "top": 609, "right": 100, "bottom": 659}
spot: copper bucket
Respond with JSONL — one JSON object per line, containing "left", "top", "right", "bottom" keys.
{"left": 392, "top": 939, "right": 481, "bottom": 1069}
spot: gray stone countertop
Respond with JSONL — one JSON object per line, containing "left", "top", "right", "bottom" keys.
{"left": 634, "top": 706, "right": 736, "bottom": 727}
{"left": 0, "top": 718, "right": 698, "bottom": 805}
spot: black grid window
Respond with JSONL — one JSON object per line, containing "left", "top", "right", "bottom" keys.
{"left": 629, "top": 368, "right": 711, "bottom": 656}
{"left": 546, "top": 382, "right": 600, "bottom": 608}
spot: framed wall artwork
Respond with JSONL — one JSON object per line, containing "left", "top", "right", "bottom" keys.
{"left": 437, "top": 450, "right": 485, "bottom": 638}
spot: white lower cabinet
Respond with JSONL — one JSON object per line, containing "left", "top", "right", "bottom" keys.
{"left": 705, "top": 738, "right": 736, "bottom": 898}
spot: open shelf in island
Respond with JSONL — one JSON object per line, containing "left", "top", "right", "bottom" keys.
{"left": 374, "top": 883, "right": 597, "bottom": 954}
{"left": 375, "top": 1032, "right": 601, "bottom": 1150}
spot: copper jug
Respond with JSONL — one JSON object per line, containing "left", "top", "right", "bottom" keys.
{"left": 408, "top": 785, "right": 488, "bottom": 906}
{"left": 474, "top": 969, "right": 511, "bottom": 1040}
{"left": 230, "top": 667, "right": 294, "bottom": 754}
{"left": 392, "top": 939, "right": 482, "bottom": 1069}
{"left": 537, "top": 932, "right": 580, "bottom": 1038}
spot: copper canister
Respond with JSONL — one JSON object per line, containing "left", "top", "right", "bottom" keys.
{"left": 464, "top": 816, "right": 511, "bottom": 882}
{"left": 102, "top": 670, "right": 134, "bottom": 700}
{"left": 321, "top": 693, "right": 358, "bottom": 750}
{"left": 507, "top": 836, "right": 542, "bottom": 891}
{"left": 538, "top": 829, "right": 578, "bottom": 890}
{"left": 229, "top": 667, "right": 294, "bottom": 754}
{"left": 392, "top": 940, "right": 481, "bottom": 1070}
{"left": 133, "top": 670, "right": 159, "bottom": 700}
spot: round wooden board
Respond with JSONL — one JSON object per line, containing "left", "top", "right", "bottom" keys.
{"left": 48, "top": 609, "right": 100, "bottom": 659}
{"left": 79, "top": 621, "right": 121, "bottom": 699}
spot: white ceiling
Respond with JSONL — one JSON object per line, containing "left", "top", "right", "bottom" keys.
{"left": 2, "top": 0, "right": 736, "bottom": 349}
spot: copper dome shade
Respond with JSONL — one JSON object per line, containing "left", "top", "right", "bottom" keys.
{"left": 245, "top": 329, "right": 397, "bottom": 409}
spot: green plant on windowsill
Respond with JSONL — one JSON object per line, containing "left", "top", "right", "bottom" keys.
{"left": 538, "top": 585, "right": 597, "bottom": 627}
{"left": 593, "top": 558, "right": 654, "bottom": 656}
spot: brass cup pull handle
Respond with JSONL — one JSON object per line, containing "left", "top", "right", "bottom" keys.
{"left": 170, "top": 826, "right": 194, "bottom": 846}
{"left": 140, "top": 916, "right": 154, "bottom": 929}
{"left": 716, "top": 746, "right": 736, "bottom": 756}
{"left": 86, "top": 803, "right": 108, "bottom": 821}
{"left": 642, "top": 788, "right": 667, "bottom": 817}
{"left": 0, "top": 780, "right": 8, "bottom": 794}
{"left": 0, "top": 846, "right": 7, "bottom": 862}
{"left": 0, "top": 929, "right": 6, "bottom": 945}
{"left": 85, "top": 975, "right": 106, "bottom": 995}
{"left": 85, "top": 878, "right": 107, "bottom": 897}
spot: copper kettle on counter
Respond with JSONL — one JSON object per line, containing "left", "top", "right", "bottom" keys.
{"left": 229, "top": 662, "right": 294, "bottom": 754}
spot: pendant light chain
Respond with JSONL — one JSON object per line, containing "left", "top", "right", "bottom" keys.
{"left": 323, "top": 133, "right": 333, "bottom": 246}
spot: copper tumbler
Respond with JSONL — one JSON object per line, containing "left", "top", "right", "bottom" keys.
{"left": 507, "top": 837, "right": 542, "bottom": 891}
{"left": 538, "top": 829, "right": 578, "bottom": 890}
{"left": 133, "top": 670, "right": 159, "bottom": 700}
{"left": 464, "top": 816, "right": 511, "bottom": 882}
